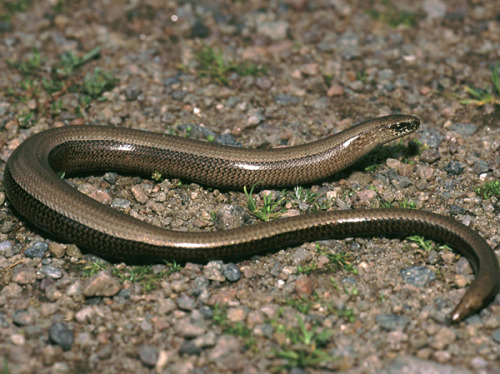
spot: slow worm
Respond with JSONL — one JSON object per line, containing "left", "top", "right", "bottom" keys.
{"left": 4, "top": 114, "right": 499, "bottom": 322}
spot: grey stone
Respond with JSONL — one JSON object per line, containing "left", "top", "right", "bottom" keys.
{"left": 400, "top": 266, "right": 436, "bottom": 287}
{"left": 49, "top": 322, "right": 74, "bottom": 351}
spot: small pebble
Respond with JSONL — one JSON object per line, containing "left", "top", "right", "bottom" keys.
{"left": 400, "top": 266, "right": 436, "bottom": 287}
{"left": 171, "top": 90, "right": 187, "bottom": 101}
{"left": 1, "top": 283, "right": 22, "bottom": 298}
{"left": 65, "top": 245, "right": 82, "bottom": 258}
{"left": 192, "top": 331, "right": 217, "bottom": 348}
{"left": 138, "top": 343, "right": 158, "bottom": 367}
{"left": 376, "top": 314, "right": 410, "bottom": 331}
{"left": 124, "top": 84, "right": 141, "bottom": 101}
{"left": 179, "top": 340, "right": 202, "bottom": 355}
{"left": 419, "top": 130, "right": 444, "bottom": 148}
{"left": 291, "top": 247, "right": 313, "bottom": 266}
{"left": 430, "top": 327, "right": 456, "bottom": 350}
{"left": 176, "top": 295, "right": 196, "bottom": 311}
{"left": 40, "top": 265, "right": 63, "bottom": 279}
{"left": 227, "top": 307, "right": 246, "bottom": 323}
{"left": 420, "top": 149, "right": 441, "bottom": 164}
{"left": 295, "top": 274, "right": 313, "bottom": 296}
{"left": 12, "top": 310, "right": 34, "bottom": 326}
{"left": 48, "top": 242, "right": 66, "bottom": 258}
{"left": 423, "top": 0, "right": 447, "bottom": 19}
{"left": 111, "top": 198, "right": 131, "bottom": 210}
{"left": 223, "top": 263, "right": 241, "bottom": 282}
{"left": 131, "top": 185, "right": 148, "bottom": 204}
{"left": 191, "top": 19, "right": 210, "bottom": 38}
{"left": 116, "top": 288, "right": 131, "bottom": 299}
{"left": 383, "top": 355, "right": 471, "bottom": 374}
{"left": 417, "top": 166, "right": 435, "bottom": 181}
{"left": 472, "top": 159, "right": 489, "bottom": 175}
{"left": 82, "top": 271, "right": 121, "bottom": 297}
{"left": 444, "top": 161, "right": 464, "bottom": 175}
{"left": 12, "top": 266, "right": 36, "bottom": 285}
{"left": 75, "top": 307, "right": 94, "bottom": 323}
{"left": 163, "top": 75, "right": 180, "bottom": 87}
{"left": 49, "top": 322, "right": 74, "bottom": 351}
{"left": 176, "top": 318, "right": 206, "bottom": 338}
{"left": 254, "top": 77, "right": 272, "bottom": 90}
{"left": 204, "top": 261, "right": 226, "bottom": 282}
{"left": 327, "top": 84, "right": 344, "bottom": 96}
{"left": 449, "top": 123, "right": 478, "bottom": 136}
{"left": 274, "top": 93, "right": 300, "bottom": 106}
{"left": 257, "top": 20, "right": 289, "bottom": 40}
{"left": 103, "top": 172, "right": 118, "bottom": 184}
{"left": 10, "top": 334, "right": 25, "bottom": 345}
{"left": 449, "top": 204, "right": 466, "bottom": 215}
{"left": 493, "top": 328, "right": 500, "bottom": 343}
{"left": 24, "top": 242, "right": 48, "bottom": 258}
{"left": 216, "top": 205, "right": 247, "bottom": 230}
{"left": 0, "top": 241, "right": 13, "bottom": 255}
{"left": 208, "top": 335, "right": 241, "bottom": 360}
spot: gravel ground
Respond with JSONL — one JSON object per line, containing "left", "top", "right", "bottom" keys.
{"left": 0, "top": 0, "right": 499, "bottom": 373}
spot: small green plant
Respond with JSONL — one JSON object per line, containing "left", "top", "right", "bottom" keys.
{"left": 18, "top": 77, "right": 39, "bottom": 97}
{"left": 50, "top": 99, "right": 64, "bottom": 117}
{"left": 379, "top": 292, "right": 385, "bottom": 302}
{"left": 341, "top": 188, "right": 356, "bottom": 199}
{"left": 194, "top": 45, "right": 267, "bottom": 85}
{"left": 364, "top": 164, "right": 379, "bottom": 172}
{"left": 334, "top": 307, "right": 356, "bottom": 323}
{"left": 272, "top": 314, "right": 334, "bottom": 371}
{"left": 81, "top": 260, "right": 181, "bottom": 292}
{"left": 329, "top": 277, "right": 359, "bottom": 299}
{"left": 51, "top": 0, "right": 65, "bottom": 13}
{"left": 460, "top": 63, "right": 500, "bottom": 106}
{"left": 1, "top": 0, "right": 32, "bottom": 22}
{"left": 212, "top": 304, "right": 255, "bottom": 349}
{"left": 330, "top": 277, "right": 340, "bottom": 291}
{"left": 323, "top": 73, "right": 334, "bottom": 86}
{"left": 13, "top": 48, "right": 43, "bottom": 75}
{"left": 475, "top": 180, "right": 500, "bottom": 199}
{"left": 17, "top": 110, "right": 35, "bottom": 128}
{"left": 292, "top": 186, "right": 318, "bottom": 205}
{"left": 56, "top": 46, "right": 101, "bottom": 77}
{"left": 7, "top": 47, "right": 114, "bottom": 122}
{"left": 286, "top": 296, "right": 315, "bottom": 314}
{"left": 82, "top": 260, "right": 109, "bottom": 277}
{"left": 407, "top": 236, "right": 452, "bottom": 253}
{"left": 81, "top": 68, "right": 118, "bottom": 100}
{"left": 399, "top": 199, "right": 416, "bottom": 209}
{"left": 366, "top": 0, "right": 418, "bottom": 27}
{"left": 297, "top": 262, "right": 317, "bottom": 275}
{"left": 42, "top": 77, "right": 64, "bottom": 94}
{"left": 356, "top": 70, "right": 368, "bottom": 84}
{"left": 380, "top": 200, "right": 392, "bottom": 208}
{"left": 244, "top": 182, "right": 286, "bottom": 221}
{"left": 151, "top": 171, "right": 162, "bottom": 181}
{"left": 407, "top": 235, "right": 433, "bottom": 251}
{"left": 2, "top": 355, "right": 9, "bottom": 374}
{"left": 112, "top": 261, "right": 181, "bottom": 292}
{"left": 318, "top": 245, "right": 358, "bottom": 275}
{"left": 182, "top": 125, "right": 192, "bottom": 137}
{"left": 344, "top": 284, "right": 359, "bottom": 297}
{"left": 209, "top": 211, "right": 217, "bottom": 222}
